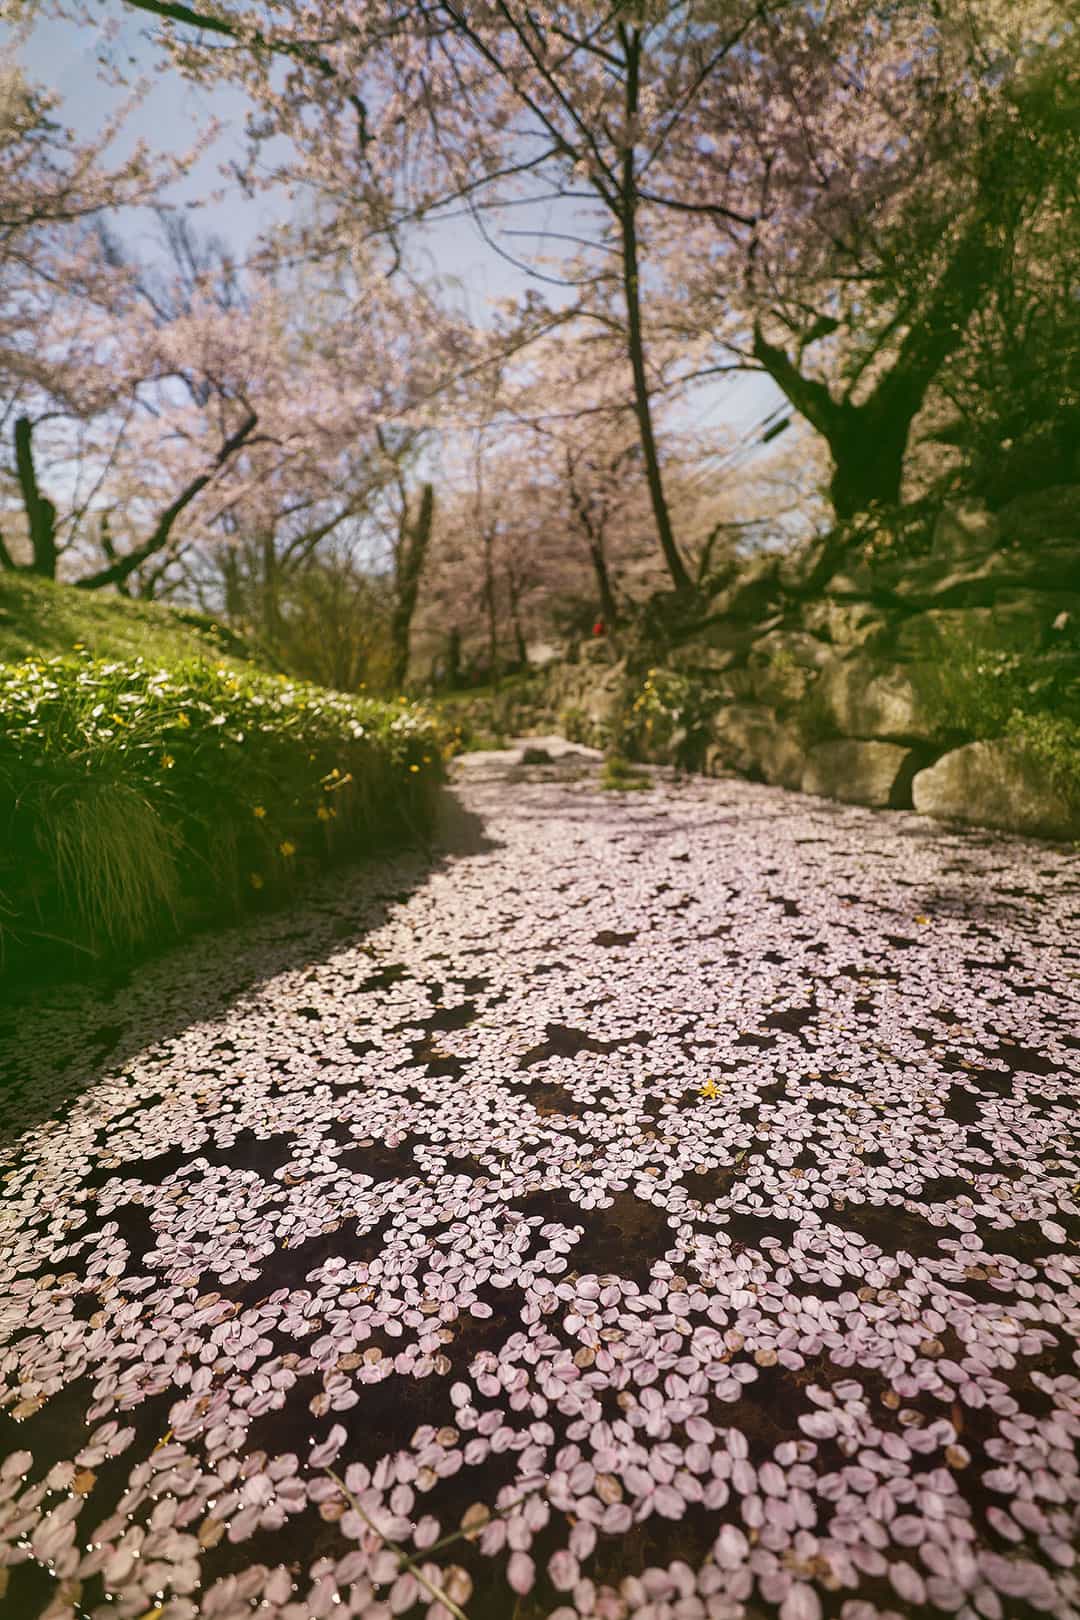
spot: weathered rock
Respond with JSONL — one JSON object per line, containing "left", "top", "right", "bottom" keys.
{"left": 802, "top": 740, "right": 916, "bottom": 808}
{"left": 913, "top": 739, "right": 1080, "bottom": 842}
{"left": 800, "top": 599, "right": 889, "bottom": 654}
{"left": 816, "top": 658, "right": 940, "bottom": 743}
{"left": 931, "top": 500, "right": 1001, "bottom": 560}
{"left": 668, "top": 638, "right": 740, "bottom": 675}
{"left": 711, "top": 668, "right": 757, "bottom": 703}
{"left": 706, "top": 554, "right": 781, "bottom": 621}
{"left": 748, "top": 630, "right": 833, "bottom": 709}
{"left": 706, "top": 705, "right": 804, "bottom": 790}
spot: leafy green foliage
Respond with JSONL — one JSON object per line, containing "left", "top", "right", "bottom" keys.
{"left": 1006, "top": 712, "right": 1080, "bottom": 812}
{"left": 0, "top": 655, "right": 441, "bottom": 976}
{"left": 619, "top": 668, "right": 717, "bottom": 768}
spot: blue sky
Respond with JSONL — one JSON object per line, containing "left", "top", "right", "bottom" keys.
{"left": 18, "top": 8, "right": 783, "bottom": 445}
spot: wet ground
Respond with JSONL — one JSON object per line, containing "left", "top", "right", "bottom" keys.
{"left": 1, "top": 744, "right": 1078, "bottom": 1620}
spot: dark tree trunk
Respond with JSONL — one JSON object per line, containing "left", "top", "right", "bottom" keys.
{"left": 388, "top": 481, "right": 434, "bottom": 692}
{"left": 589, "top": 537, "right": 619, "bottom": 631}
{"left": 14, "top": 417, "right": 58, "bottom": 578}
{"left": 827, "top": 411, "right": 909, "bottom": 519}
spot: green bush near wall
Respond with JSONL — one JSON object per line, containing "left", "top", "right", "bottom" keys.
{"left": 0, "top": 655, "right": 442, "bottom": 977}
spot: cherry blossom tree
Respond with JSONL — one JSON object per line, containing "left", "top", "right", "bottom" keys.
{"left": 69, "top": 0, "right": 801, "bottom": 595}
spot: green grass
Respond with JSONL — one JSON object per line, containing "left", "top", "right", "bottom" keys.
{"left": 0, "top": 571, "right": 260, "bottom": 670}
{"left": 600, "top": 753, "right": 652, "bottom": 792}
{"left": 0, "top": 635, "right": 442, "bottom": 981}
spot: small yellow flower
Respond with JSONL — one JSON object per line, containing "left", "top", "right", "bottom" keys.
{"left": 160, "top": 753, "right": 175, "bottom": 769}
{"left": 249, "top": 872, "right": 264, "bottom": 890}
{"left": 915, "top": 914, "right": 930, "bottom": 925}
{"left": 279, "top": 840, "right": 296, "bottom": 858}
{"left": 399, "top": 696, "right": 407, "bottom": 704}
{"left": 699, "top": 1078, "right": 721, "bottom": 1100}
{"left": 175, "top": 712, "right": 191, "bottom": 728}
{"left": 73, "top": 642, "right": 85, "bottom": 650}
{"left": 316, "top": 805, "right": 335, "bottom": 821}
{"left": 112, "top": 712, "right": 127, "bottom": 727}
{"left": 253, "top": 805, "right": 267, "bottom": 820}
{"left": 409, "top": 764, "right": 420, "bottom": 773}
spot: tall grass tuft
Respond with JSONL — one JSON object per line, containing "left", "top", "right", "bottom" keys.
{"left": 45, "top": 782, "right": 181, "bottom": 950}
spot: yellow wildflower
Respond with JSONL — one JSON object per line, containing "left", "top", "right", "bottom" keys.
{"left": 160, "top": 753, "right": 175, "bottom": 769}
{"left": 175, "top": 712, "right": 191, "bottom": 728}
{"left": 253, "top": 805, "right": 266, "bottom": 819}
{"left": 409, "top": 764, "right": 420, "bottom": 773}
{"left": 73, "top": 642, "right": 85, "bottom": 650}
{"left": 249, "top": 872, "right": 264, "bottom": 890}
{"left": 279, "top": 840, "right": 296, "bottom": 858}
{"left": 316, "top": 805, "right": 335, "bottom": 821}
{"left": 699, "top": 1078, "right": 721, "bottom": 1100}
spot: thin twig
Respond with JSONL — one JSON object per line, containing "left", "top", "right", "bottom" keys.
{"left": 325, "top": 1467, "right": 471, "bottom": 1620}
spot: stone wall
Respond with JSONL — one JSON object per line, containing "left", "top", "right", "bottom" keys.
{"left": 545, "top": 485, "right": 1080, "bottom": 841}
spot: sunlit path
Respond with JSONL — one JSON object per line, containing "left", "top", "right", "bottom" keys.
{"left": 2, "top": 751, "right": 1078, "bottom": 1620}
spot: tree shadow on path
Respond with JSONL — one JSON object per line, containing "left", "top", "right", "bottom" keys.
{"left": 0, "top": 786, "right": 498, "bottom": 1147}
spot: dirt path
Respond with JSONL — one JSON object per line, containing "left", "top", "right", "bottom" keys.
{"left": 2, "top": 745, "right": 1078, "bottom": 1620}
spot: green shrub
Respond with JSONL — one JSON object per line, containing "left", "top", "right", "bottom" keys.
{"left": 1006, "top": 712, "right": 1080, "bottom": 811}
{"left": 0, "top": 654, "right": 442, "bottom": 976}
{"left": 911, "top": 637, "right": 1080, "bottom": 742}
{"left": 620, "top": 668, "right": 717, "bottom": 767}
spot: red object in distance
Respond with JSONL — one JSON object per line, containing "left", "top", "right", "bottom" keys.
{"left": 592, "top": 620, "right": 605, "bottom": 636}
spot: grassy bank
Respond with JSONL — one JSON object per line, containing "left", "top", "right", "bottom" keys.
{"left": 0, "top": 583, "right": 442, "bottom": 981}
{"left": 0, "top": 570, "right": 260, "bottom": 670}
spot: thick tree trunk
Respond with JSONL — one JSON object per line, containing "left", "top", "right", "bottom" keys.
{"left": 752, "top": 192, "right": 1012, "bottom": 527}
{"left": 14, "top": 417, "right": 58, "bottom": 578}
{"left": 388, "top": 481, "right": 434, "bottom": 692}
{"left": 828, "top": 413, "right": 908, "bottom": 519}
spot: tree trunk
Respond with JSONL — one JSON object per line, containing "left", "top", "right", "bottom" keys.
{"left": 14, "top": 417, "right": 58, "bottom": 578}
{"left": 388, "top": 481, "right": 434, "bottom": 692}
{"left": 447, "top": 626, "right": 462, "bottom": 687}
{"left": 261, "top": 534, "right": 281, "bottom": 643}
{"left": 827, "top": 411, "right": 908, "bottom": 518}
{"left": 617, "top": 25, "right": 691, "bottom": 595}
{"left": 589, "top": 536, "right": 619, "bottom": 631}
{"left": 506, "top": 567, "right": 528, "bottom": 667}
{"left": 482, "top": 529, "right": 499, "bottom": 690}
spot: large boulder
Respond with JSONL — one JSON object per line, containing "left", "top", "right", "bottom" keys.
{"left": 705, "top": 704, "right": 805, "bottom": 790}
{"left": 931, "top": 499, "right": 1001, "bottom": 561}
{"left": 802, "top": 740, "right": 917, "bottom": 809}
{"left": 800, "top": 599, "right": 889, "bottom": 655}
{"left": 912, "top": 739, "right": 1080, "bottom": 842}
{"left": 816, "top": 657, "right": 941, "bottom": 743}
